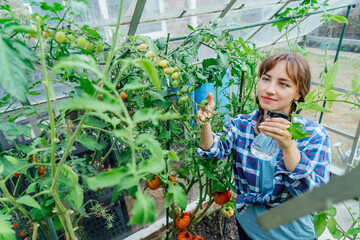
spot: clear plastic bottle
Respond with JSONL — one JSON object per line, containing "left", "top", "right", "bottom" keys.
{"left": 251, "top": 111, "right": 289, "bottom": 161}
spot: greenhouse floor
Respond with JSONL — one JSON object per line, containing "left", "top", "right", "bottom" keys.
{"left": 319, "top": 199, "right": 359, "bottom": 240}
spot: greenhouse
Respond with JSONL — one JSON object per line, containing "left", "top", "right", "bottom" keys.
{"left": 0, "top": 0, "right": 359, "bottom": 239}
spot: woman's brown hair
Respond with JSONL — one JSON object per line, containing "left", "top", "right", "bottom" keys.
{"left": 255, "top": 52, "right": 311, "bottom": 129}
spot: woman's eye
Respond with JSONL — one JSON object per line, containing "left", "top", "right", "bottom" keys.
{"left": 262, "top": 77, "right": 270, "bottom": 82}
{"left": 279, "top": 82, "right": 289, "bottom": 87}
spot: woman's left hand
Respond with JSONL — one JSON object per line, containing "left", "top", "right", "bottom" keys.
{"left": 258, "top": 117, "right": 293, "bottom": 150}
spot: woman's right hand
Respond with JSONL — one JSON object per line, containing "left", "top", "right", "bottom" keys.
{"left": 198, "top": 92, "right": 215, "bottom": 124}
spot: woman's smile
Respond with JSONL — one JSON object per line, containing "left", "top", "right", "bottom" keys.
{"left": 261, "top": 96, "right": 277, "bottom": 102}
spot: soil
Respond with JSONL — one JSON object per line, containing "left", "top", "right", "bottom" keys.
{"left": 193, "top": 209, "right": 239, "bottom": 240}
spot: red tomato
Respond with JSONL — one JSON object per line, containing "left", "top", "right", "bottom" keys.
{"left": 120, "top": 92, "right": 128, "bottom": 100}
{"left": 38, "top": 166, "right": 45, "bottom": 175}
{"left": 214, "top": 191, "right": 232, "bottom": 205}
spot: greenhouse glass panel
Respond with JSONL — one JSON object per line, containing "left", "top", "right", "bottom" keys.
{"left": 275, "top": 0, "right": 353, "bottom": 45}
{"left": 233, "top": 0, "right": 289, "bottom": 8}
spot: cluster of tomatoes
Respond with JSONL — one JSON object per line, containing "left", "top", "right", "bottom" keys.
{"left": 175, "top": 212, "right": 204, "bottom": 240}
{"left": 137, "top": 43, "right": 192, "bottom": 106}
{"left": 145, "top": 174, "right": 177, "bottom": 190}
{"left": 13, "top": 221, "right": 38, "bottom": 239}
{"left": 90, "top": 160, "right": 105, "bottom": 173}
{"left": 145, "top": 174, "right": 205, "bottom": 239}
{"left": 13, "top": 156, "right": 45, "bottom": 179}
{"left": 139, "top": 43, "right": 181, "bottom": 80}
{"left": 214, "top": 191, "right": 235, "bottom": 218}
{"left": 29, "top": 23, "right": 104, "bottom": 54}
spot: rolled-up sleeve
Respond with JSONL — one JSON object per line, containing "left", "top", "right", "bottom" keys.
{"left": 274, "top": 124, "right": 331, "bottom": 196}
{"left": 196, "top": 120, "right": 238, "bottom": 160}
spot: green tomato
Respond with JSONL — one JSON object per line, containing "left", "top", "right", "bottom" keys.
{"left": 55, "top": 31, "right": 66, "bottom": 43}
{"left": 95, "top": 42, "right": 104, "bottom": 54}
{"left": 77, "top": 36, "right": 87, "bottom": 48}
{"left": 172, "top": 80, "right": 180, "bottom": 88}
{"left": 226, "top": 42, "right": 234, "bottom": 51}
{"left": 177, "top": 95, "right": 188, "bottom": 106}
{"left": 85, "top": 42, "right": 94, "bottom": 52}
{"left": 181, "top": 86, "right": 188, "bottom": 93}
{"left": 67, "top": 34, "right": 76, "bottom": 42}
{"left": 204, "top": 36, "right": 211, "bottom": 43}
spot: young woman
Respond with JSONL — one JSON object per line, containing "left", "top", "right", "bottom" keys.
{"left": 197, "top": 52, "right": 330, "bottom": 239}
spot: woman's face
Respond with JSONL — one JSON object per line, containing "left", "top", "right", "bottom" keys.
{"left": 257, "top": 60, "right": 301, "bottom": 116}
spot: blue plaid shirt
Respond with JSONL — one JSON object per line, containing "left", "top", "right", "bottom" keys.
{"left": 196, "top": 109, "right": 330, "bottom": 214}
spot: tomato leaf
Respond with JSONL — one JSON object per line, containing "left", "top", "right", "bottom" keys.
{"left": 351, "top": 72, "right": 360, "bottom": 94}
{"left": 128, "top": 191, "right": 157, "bottom": 225}
{"left": 164, "top": 191, "right": 174, "bottom": 209}
{"left": 26, "top": 183, "right": 37, "bottom": 194}
{"left": 56, "top": 95, "right": 123, "bottom": 114}
{"left": 314, "top": 213, "right": 328, "bottom": 237}
{"left": 332, "top": 15, "right": 348, "bottom": 23}
{"left": 135, "top": 133, "right": 163, "bottom": 158}
{"left": 0, "top": 122, "right": 32, "bottom": 138}
{"left": 0, "top": 35, "right": 35, "bottom": 102}
{"left": 75, "top": 132, "right": 104, "bottom": 151}
{"left": 60, "top": 165, "right": 78, "bottom": 185}
{"left": 288, "top": 122, "right": 309, "bottom": 140}
{"left": 203, "top": 166, "right": 218, "bottom": 180}
{"left": 66, "top": 184, "right": 84, "bottom": 209}
{"left": 133, "top": 94, "right": 145, "bottom": 108}
{"left": 0, "top": 155, "right": 27, "bottom": 178}
{"left": 16, "top": 196, "right": 41, "bottom": 209}
{"left": 327, "top": 217, "right": 342, "bottom": 239}
{"left": 168, "top": 185, "right": 187, "bottom": 211}
{"left": 323, "top": 62, "right": 339, "bottom": 92}
{"left": 346, "top": 228, "right": 360, "bottom": 236}
{"left": 187, "top": 25, "right": 195, "bottom": 31}
{"left": 123, "top": 80, "right": 150, "bottom": 90}
{"left": 304, "top": 89, "right": 316, "bottom": 102}
{"left": 0, "top": 214, "right": 16, "bottom": 240}
{"left": 147, "top": 90, "right": 165, "bottom": 102}
{"left": 297, "top": 102, "right": 331, "bottom": 113}
{"left": 323, "top": 206, "right": 337, "bottom": 217}
{"left": 133, "top": 58, "right": 161, "bottom": 91}
{"left": 85, "top": 167, "right": 139, "bottom": 190}
{"left": 79, "top": 78, "right": 95, "bottom": 95}
{"left": 167, "top": 150, "right": 179, "bottom": 162}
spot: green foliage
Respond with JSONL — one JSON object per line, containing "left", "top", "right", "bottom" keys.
{"left": 0, "top": 35, "right": 36, "bottom": 102}
{"left": 0, "top": 214, "right": 16, "bottom": 240}
{"left": 16, "top": 196, "right": 41, "bottom": 210}
{"left": 128, "top": 191, "right": 157, "bottom": 225}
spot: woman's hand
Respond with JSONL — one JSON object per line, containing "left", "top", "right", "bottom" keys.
{"left": 198, "top": 92, "right": 215, "bottom": 124}
{"left": 258, "top": 117, "right": 301, "bottom": 171}
{"left": 258, "top": 117, "right": 293, "bottom": 150}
